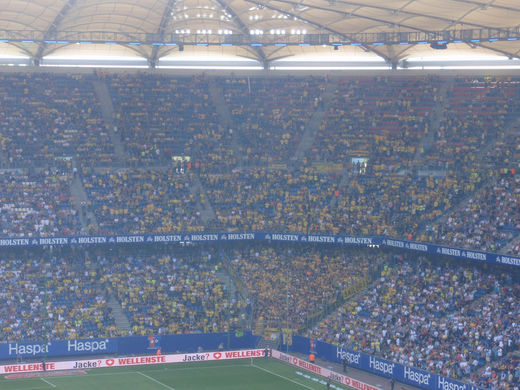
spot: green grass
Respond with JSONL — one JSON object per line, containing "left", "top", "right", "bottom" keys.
{"left": 0, "top": 358, "right": 353, "bottom": 390}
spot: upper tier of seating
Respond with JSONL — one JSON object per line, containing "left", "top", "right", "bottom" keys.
{"left": 0, "top": 72, "right": 519, "bottom": 255}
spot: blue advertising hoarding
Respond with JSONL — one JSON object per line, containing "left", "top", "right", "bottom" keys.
{"left": 0, "top": 231, "right": 517, "bottom": 268}
{"left": 286, "top": 335, "right": 482, "bottom": 390}
{"left": 0, "top": 332, "right": 259, "bottom": 360}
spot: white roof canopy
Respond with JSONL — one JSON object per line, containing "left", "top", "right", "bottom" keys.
{"left": 0, "top": 0, "right": 519, "bottom": 68}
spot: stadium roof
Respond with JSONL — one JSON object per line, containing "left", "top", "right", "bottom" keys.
{"left": 1, "top": 0, "right": 520, "bottom": 69}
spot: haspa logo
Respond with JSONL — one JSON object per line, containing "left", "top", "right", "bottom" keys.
{"left": 293, "top": 358, "right": 298, "bottom": 365}
{"left": 105, "top": 359, "right": 115, "bottom": 366}
{"left": 213, "top": 352, "right": 221, "bottom": 360}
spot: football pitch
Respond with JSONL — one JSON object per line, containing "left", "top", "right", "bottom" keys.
{"left": 0, "top": 358, "right": 354, "bottom": 390}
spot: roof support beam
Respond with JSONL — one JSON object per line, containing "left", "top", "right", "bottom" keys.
{"left": 34, "top": 0, "right": 77, "bottom": 62}
{"left": 449, "top": 0, "right": 520, "bottom": 14}
{"left": 474, "top": 42, "right": 520, "bottom": 59}
{"left": 246, "top": 0, "right": 392, "bottom": 62}
{"left": 213, "top": 0, "right": 268, "bottom": 66}
{"left": 270, "top": 0, "right": 495, "bottom": 32}
{"left": 150, "top": 0, "right": 177, "bottom": 67}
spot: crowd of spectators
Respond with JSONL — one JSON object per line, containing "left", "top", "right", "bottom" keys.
{"left": 217, "top": 76, "right": 325, "bottom": 164}
{"left": 310, "top": 76, "right": 440, "bottom": 168}
{"left": 229, "top": 244, "right": 382, "bottom": 329}
{"left": 98, "top": 245, "right": 242, "bottom": 335}
{"left": 308, "top": 256, "right": 520, "bottom": 388}
{"left": 106, "top": 74, "right": 235, "bottom": 169}
{"left": 0, "top": 72, "right": 113, "bottom": 168}
{"left": 423, "top": 170, "right": 520, "bottom": 253}
{"left": 1, "top": 73, "right": 520, "bottom": 256}
{"left": 82, "top": 168, "right": 203, "bottom": 234}
{"left": 201, "top": 166, "right": 341, "bottom": 233}
{"left": 0, "top": 249, "right": 118, "bottom": 342}
{"left": 0, "top": 169, "right": 80, "bottom": 237}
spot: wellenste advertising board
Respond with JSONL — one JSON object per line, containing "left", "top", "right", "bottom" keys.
{"left": 272, "top": 350, "right": 380, "bottom": 390}
{"left": 0, "top": 349, "right": 265, "bottom": 374}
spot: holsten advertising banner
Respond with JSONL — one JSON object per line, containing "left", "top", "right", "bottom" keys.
{"left": 287, "top": 336, "right": 483, "bottom": 390}
{"left": 0, "top": 232, "right": 518, "bottom": 268}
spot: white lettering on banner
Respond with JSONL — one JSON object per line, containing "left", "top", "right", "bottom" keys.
{"left": 0, "top": 238, "right": 30, "bottom": 246}
{"left": 336, "top": 348, "right": 361, "bottom": 365}
{"left": 77, "top": 236, "right": 107, "bottom": 244}
{"left": 190, "top": 234, "right": 219, "bottom": 241}
{"left": 408, "top": 243, "right": 428, "bottom": 251}
{"left": 438, "top": 377, "right": 467, "bottom": 390}
{"left": 68, "top": 339, "right": 108, "bottom": 353}
{"left": 404, "top": 366, "right": 431, "bottom": 385}
{"left": 0, "top": 349, "right": 265, "bottom": 374}
{"left": 307, "top": 235, "right": 336, "bottom": 243}
{"left": 8, "top": 343, "right": 49, "bottom": 356}
{"left": 463, "top": 251, "right": 486, "bottom": 261}
{"left": 385, "top": 239, "right": 404, "bottom": 248}
{"left": 497, "top": 256, "right": 520, "bottom": 266}
{"left": 153, "top": 235, "right": 182, "bottom": 243}
{"left": 226, "top": 233, "right": 255, "bottom": 240}
{"left": 271, "top": 234, "right": 299, "bottom": 241}
{"left": 369, "top": 356, "right": 395, "bottom": 375}
{"left": 440, "top": 247, "right": 461, "bottom": 256}
{"left": 272, "top": 350, "right": 379, "bottom": 390}
{"left": 39, "top": 237, "right": 68, "bottom": 245}
{"left": 343, "top": 237, "right": 373, "bottom": 245}
{"left": 116, "top": 236, "right": 145, "bottom": 243}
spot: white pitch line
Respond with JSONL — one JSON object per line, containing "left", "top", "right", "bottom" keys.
{"left": 137, "top": 371, "right": 175, "bottom": 390}
{"left": 252, "top": 364, "right": 316, "bottom": 390}
{"left": 40, "top": 377, "right": 57, "bottom": 388}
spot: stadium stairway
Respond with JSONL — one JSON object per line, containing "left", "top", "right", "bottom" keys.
{"left": 92, "top": 79, "right": 127, "bottom": 163}
{"left": 189, "top": 173, "right": 217, "bottom": 223}
{"left": 412, "top": 77, "right": 454, "bottom": 165}
{"left": 208, "top": 77, "right": 242, "bottom": 162}
{"left": 70, "top": 174, "right": 98, "bottom": 233}
{"left": 329, "top": 165, "right": 354, "bottom": 209}
{"left": 292, "top": 77, "right": 339, "bottom": 167}
{"left": 106, "top": 294, "right": 132, "bottom": 334}
{"left": 256, "top": 336, "right": 280, "bottom": 352}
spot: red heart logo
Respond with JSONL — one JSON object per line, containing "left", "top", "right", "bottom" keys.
{"left": 105, "top": 359, "right": 114, "bottom": 366}
{"left": 213, "top": 352, "right": 222, "bottom": 360}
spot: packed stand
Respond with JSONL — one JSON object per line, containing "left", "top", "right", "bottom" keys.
{"left": 311, "top": 76, "right": 439, "bottom": 168}
{"left": 201, "top": 166, "right": 341, "bottom": 233}
{"left": 217, "top": 76, "right": 326, "bottom": 164}
{"left": 0, "top": 249, "right": 118, "bottom": 342}
{"left": 107, "top": 74, "right": 235, "bottom": 169}
{"left": 308, "top": 256, "right": 520, "bottom": 388}
{"left": 423, "top": 170, "right": 520, "bottom": 253}
{"left": 0, "top": 72, "right": 113, "bottom": 168}
{"left": 422, "top": 121, "right": 520, "bottom": 254}
{"left": 428, "top": 77, "right": 520, "bottom": 173}
{"left": 229, "top": 244, "right": 381, "bottom": 329}
{"left": 0, "top": 169, "right": 80, "bottom": 237}
{"left": 333, "top": 169, "right": 467, "bottom": 237}
{"left": 82, "top": 168, "right": 203, "bottom": 234}
{"left": 100, "top": 247, "right": 241, "bottom": 335}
